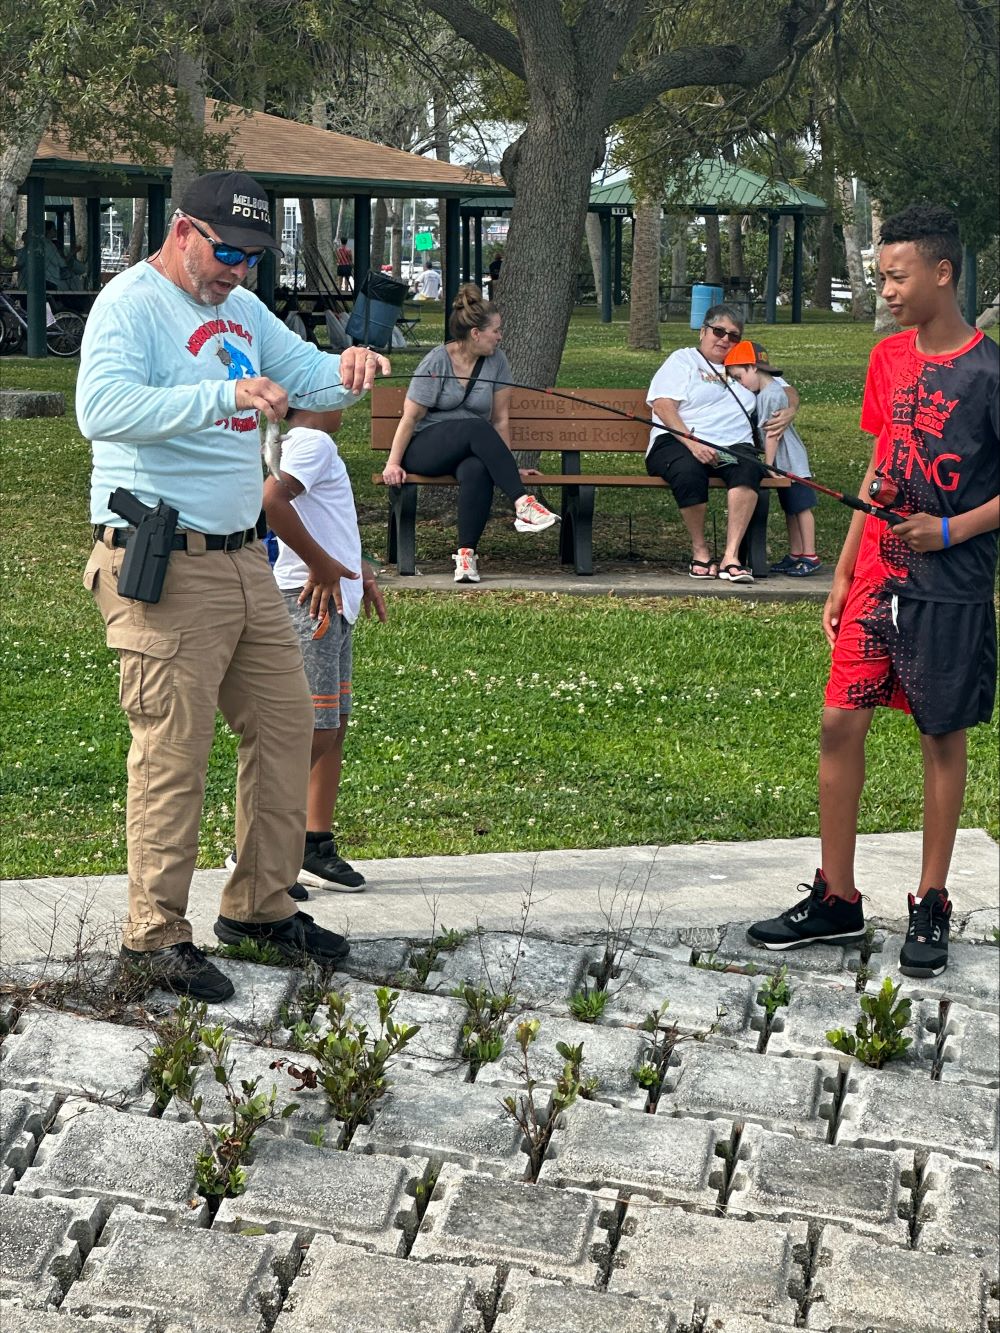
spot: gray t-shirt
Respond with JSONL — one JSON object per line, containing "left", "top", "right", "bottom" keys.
{"left": 758, "top": 379, "right": 811, "bottom": 477}
{"left": 407, "top": 345, "right": 511, "bottom": 433}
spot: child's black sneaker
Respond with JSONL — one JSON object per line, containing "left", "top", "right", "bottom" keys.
{"left": 301, "top": 833, "right": 366, "bottom": 892}
{"left": 899, "top": 888, "right": 951, "bottom": 978}
{"left": 747, "top": 870, "right": 866, "bottom": 950}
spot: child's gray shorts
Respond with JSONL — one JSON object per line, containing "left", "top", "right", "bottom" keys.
{"left": 283, "top": 591, "right": 353, "bottom": 729}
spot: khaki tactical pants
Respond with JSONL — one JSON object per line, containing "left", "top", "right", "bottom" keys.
{"left": 85, "top": 536, "right": 314, "bottom": 950}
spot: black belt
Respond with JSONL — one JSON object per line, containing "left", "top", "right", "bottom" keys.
{"left": 94, "top": 524, "right": 258, "bottom": 552}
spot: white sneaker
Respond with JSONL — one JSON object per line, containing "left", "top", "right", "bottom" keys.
{"left": 514, "top": 494, "right": 559, "bottom": 532}
{"left": 453, "top": 548, "right": 480, "bottom": 583}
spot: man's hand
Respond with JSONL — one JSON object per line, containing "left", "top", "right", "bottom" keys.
{"left": 822, "top": 577, "right": 852, "bottom": 649}
{"left": 688, "top": 441, "right": 718, "bottom": 466}
{"left": 519, "top": 467, "right": 543, "bottom": 480}
{"left": 339, "top": 347, "right": 391, "bottom": 394}
{"left": 382, "top": 462, "right": 407, "bottom": 486}
{"left": 893, "top": 512, "right": 948, "bottom": 552}
{"left": 362, "top": 579, "right": 388, "bottom": 622}
{"left": 235, "top": 376, "right": 288, "bottom": 424}
{"left": 299, "top": 553, "right": 360, "bottom": 620}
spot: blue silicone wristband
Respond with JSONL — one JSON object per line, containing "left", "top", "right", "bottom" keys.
{"left": 941, "top": 516, "right": 951, "bottom": 548}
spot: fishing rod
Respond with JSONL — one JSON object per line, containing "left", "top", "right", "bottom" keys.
{"left": 290, "top": 371, "right": 907, "bottom": 526}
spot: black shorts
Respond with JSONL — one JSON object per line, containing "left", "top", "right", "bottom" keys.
{"left": 646, "top": 432, "right": 761, "bottom": 508}
{"left": 777, "top": 480, "right": 817, "bottom": 515}
{"left": 825, "top": 583, "right": 997, "bottom": 736}
{"left": 336, "top": 264, "right": 352, "bottom": 277}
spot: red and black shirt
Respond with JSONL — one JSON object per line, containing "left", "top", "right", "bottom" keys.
{"left": 856, "top": 329, "right": 1000, "bottom": 602}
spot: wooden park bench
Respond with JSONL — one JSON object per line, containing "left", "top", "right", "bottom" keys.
{"left": 370, "top": 386, "right": 788, "bottom": 576}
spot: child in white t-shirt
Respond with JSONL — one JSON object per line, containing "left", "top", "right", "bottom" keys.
{"left": 263, "top": 406, "right": 387, "bottom": 891}
{"left": 725, "top": 340, "right": 822, "bottom": 577}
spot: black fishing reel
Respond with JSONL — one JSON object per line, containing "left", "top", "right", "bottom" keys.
{"left": 868, "top": 474, "right": 899, "bottom": 506}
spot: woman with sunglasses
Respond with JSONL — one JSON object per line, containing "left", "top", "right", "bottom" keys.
{"left": 645, "top": 304, "right": 783, "bottom": 583}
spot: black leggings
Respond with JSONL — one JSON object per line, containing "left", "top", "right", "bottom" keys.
{"left": 403, "top": 418, "right": 526, "bottom": 549}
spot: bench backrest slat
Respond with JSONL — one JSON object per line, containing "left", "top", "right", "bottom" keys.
{"left": 371, "top": 385, "right": 650, "bottom": 420}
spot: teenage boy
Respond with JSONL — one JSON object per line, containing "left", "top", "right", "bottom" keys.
{"left": 748, "top": 203, "right": 999, "bottom": 977}
{"left": 262, "top": 405, "right": 387, "bottom": 892}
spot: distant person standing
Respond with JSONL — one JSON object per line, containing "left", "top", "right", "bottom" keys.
{"left": 414, "top": 261, "right": 442, "bottom": 301}
{"left": 487, "top": 249, "right": 503, "bottom": 299}
{"left": 335, "top": 237, "right": 353, "bottom": 292}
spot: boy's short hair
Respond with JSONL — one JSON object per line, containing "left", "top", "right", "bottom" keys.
{"left": 879, "top": 203, "right": 962, "bottom": 287}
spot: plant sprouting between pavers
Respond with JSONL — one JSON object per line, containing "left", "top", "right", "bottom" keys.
{"left": 632, "top": 1000, "right": 723, "bottom": 1106}
{"left": 568, "top": 987, "right": 609, "bottom": 1023}
{"left": 758, "top": 965, "right": 791, "bottom": 1024}
{"left": 408, "top": 925, "right": 467, "bottom": 987}
{"left": 454, "top": 983, "right": 516, "bottom": 1074}
{"left": 275, "top": 987, "right": 419, "bottom": 1144}
{"left": 499, "top": 1019, "right": 593, "bottom": 1179}
{"left": 147, "top": 996, "right": 206, "bottom": 1112}
{"left": 826, "top": 977, "right": 913, "bottom": 1069}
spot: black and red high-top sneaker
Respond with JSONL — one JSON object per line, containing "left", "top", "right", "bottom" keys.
{"left": 899, "top": 888, "right": 952, "bottom": 977}
{"left": 747, "top": 869, "right": 866, "bottom": 950}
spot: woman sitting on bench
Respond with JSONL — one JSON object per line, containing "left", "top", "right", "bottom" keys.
{"left": 381, "top": 283, "right": 558, "bottom": 584}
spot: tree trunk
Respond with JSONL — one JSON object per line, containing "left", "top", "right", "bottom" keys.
{"left": 72, "top": 198, "right": 88, "bottom": 262}
{"left": 310, "top": 95, "right": 336, "bottom": 275}
{"left": 703, "top": 214, "right": 723, "bottom": 286}
{"left": 0, "top": 99, "right": 50, "bottom": 227}
{"left": 976, "top": 298, "right": 999, "bottom": 329}
{"left": 868, "top": 199, "right": 900, "bottom": 334}
{"left": 298, "top": 197, "right": 324, "bottom": 290}
{"left": 127, "top": 196, "right": 147, "bottom": 266}
{"left": 812, "top": 112, "right": 835, "bottom": 308}
{"left": 627, "top": 196, "right": 661, "bottom": 350}
{"left": 837, "top": 175, "right": 870, "bottom": 322}
{"left": 371, "top": 197, "right": 388, "bottom": 271}
{"left": 584, "top": 211, "right": 604, "bottom": 308}
{"left": 171, "top": 47, "right": 206, "bottom": 206}
{"left": 726, "top": 214, "right": 745, "bottom": 281}
{"left": 389, "top": 199, "right": 403, "bottom": 278}
{"left": 669, "top": 215, "right": 689, "bottom": 316}
{"left": 434, "top": 94, "right": 450, "bottom": 289}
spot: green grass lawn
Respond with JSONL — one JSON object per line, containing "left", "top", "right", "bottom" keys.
{"left": 1, "top": 310, "right": 997, "bottom": 878}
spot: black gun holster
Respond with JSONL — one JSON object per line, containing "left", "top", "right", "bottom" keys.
{"left": 107, "top": 488, "right": 179, "bottom": 603}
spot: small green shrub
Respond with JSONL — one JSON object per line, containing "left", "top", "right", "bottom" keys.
{"left": 500, "top": 1020, "right": 590, "bottom": 1177}
{"left": 758, "top": 965, "right": 791, "bottom": 1023}
{"left": 410, "top": 926, "right": 468, "bottom": 986}
{"left": 568, "top": 988, "right": 608, "bottom": 1023}
{"left": 216, "top": 939, "right": 286, "bottom": 966}
{"left": 826, "top": 977, "right": 913, "bottom": 1069}
{"left": 453, "top": 983, "right": 515, "bottom": 1073}
{"left": 147, "top": 996, "right": 206, "bottom": 1111}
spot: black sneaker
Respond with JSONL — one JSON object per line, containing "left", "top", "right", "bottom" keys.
{"left": 121, "top": 941, "right": 235, "bottom": 1002}
{"left": 213, "top": 910, "right": 350, "bottom": 964}
{"left": 747, "top": 870, "right": 866, "bottom": 950}
{"left": 225, "top": 851, "right": 310, "bottom": 902}
{"left": 300, "top": 834, "right": 366, "bottom": 892}
{"left": 899, "top": 888, "right": 951, "bottom": 977}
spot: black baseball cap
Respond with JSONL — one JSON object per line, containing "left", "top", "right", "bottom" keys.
{"left": 177, "top": 171, "right": 282, "bottom": 252}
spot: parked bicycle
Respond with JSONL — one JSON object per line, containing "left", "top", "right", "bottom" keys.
{"left": 0, "top": 287, "right": 86, "bottom": 357}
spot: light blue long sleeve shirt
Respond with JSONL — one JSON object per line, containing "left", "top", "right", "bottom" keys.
{"left": 78, "top": 263, "right": 360, "bottom": 532}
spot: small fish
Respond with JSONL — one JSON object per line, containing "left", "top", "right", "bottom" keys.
{"left": 263, "top": 419, "right": 282, "bottom": 477}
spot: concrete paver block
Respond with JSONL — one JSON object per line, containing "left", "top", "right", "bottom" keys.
{"left": 425, "top": 935, "right": 595, "bottom": 1007}
{"left": 16, "top": 1100, "right": 209, "bottom": 1222}
{"left": 955, "top": 910, "right": 1000, "bottom": 943}
{"left": 935, "top": 1003, "right": 1000, "bottom": 1087}
{"left": 0, "top": 1192, "right": 103, "bottom": 1308}
{"left": 0, "top": 1009, "right": 148, "bottom": 1102}
{"left": 806, "top": 1224, "right": 992, "bottom": 1332}
{"left": 163, "top": 1040, "right": 338, "bottom": 1142}
{"left": 659, "top": 1047, "right": 839, "bottom": 1139}
{"left": 727, "top": 1123, "right": 912, "bottom": 1242}
{"left": 611, "top": 1205, "right": 807, "bottom": 1325}
{"left": 337, "top": 937, "right": 412, "bottom": 983}
{"left": 177, "top": 958, "right": 300, "bottom": 1037}
{"left": 538, "top": 1099, "right": 727, "bottom": 1206}
{"left": 602, "top": 953, "right": 760, "bottom": 1047}
{"left": 63, "top": 1211, "right": 299, "bottom": 1332}
{"left": 0, "top": 1088, "right": 59, "bottom": 1192}
{"left": 412, "top": 1165, "right": 610, "bottom": 1286}
{"left": 475, "top": 1009, "right": 650, "bottom": 1110}
{"left": 715, "top": 921, "right": 859, "bottom": 978}
{"left": 318, "top": 977, "right": 468, "bottom": 1069}
{"left": 837, "top": 1067, "right": 1000, "bottom": 1165}
{"left": 493, "top": 1271, "right": 684, "bottom": 1332}
{"left": 917, "top": 1152, "right": 1000, "bottom": 1273}
{"left": 215, "top": 1136, "right": 425, "bottom": 1254}
{"left": 0, "top": 1303, "right": 154, "bottom": 1332}
{"left": 273, "top": 1233, "right": 482, "bottom": 1332}
{"left": 767, "top": 980, "right": 936, "bottom": 1073}
{"left": 351, "top": 1069, "right": 526, "bottom": 1177}
{"left": 872, "top": 936, "right": 1000, "bottom": 1012}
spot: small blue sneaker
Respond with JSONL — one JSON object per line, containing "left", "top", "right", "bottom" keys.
{"left": 788, "top": 556, "right": 822, "bottom": 577}
{"left": 769, "top": 554, "right": 800, "bottom": 575}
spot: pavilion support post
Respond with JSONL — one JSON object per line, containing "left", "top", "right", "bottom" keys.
{"left": 613, "top": 215, "right": 623, "bottom": 305}
{"left": 765, "top": 212, "right": 780, "bottom": 325}
{"left": 256, "top": 191, "right": 277, "bottom": 310}
{"left": 86, "top": 197, "right": 102, "bottom": 290}
{"left": 461, "top": 214, "right": 471, "bottom": 281}
{"left": 600, "top": 211, "right": 612, "bottom": 323}
{"left": 963, "top": 245, "right": 978, "bottom": 324}
{"left": 444, "top": 197, "right": 460, "bottom": 338}
{"left": 147, "top": 184, "right": 166, "bottom": 254}
{"left": 473, "top": 212, "right": 483, "bottom": 287}
{"left": 25, "top": 176, "right": 46, "bottom": 358}
{"left": 791, "top": 213, "right": 804, "bottom": 324}
{"left": 353, "top": 194, "right": 371, "bottom": 292}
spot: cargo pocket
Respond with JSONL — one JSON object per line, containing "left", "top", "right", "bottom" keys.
{"left": 106, "top": 627, "right": 181, "bottom": 720}
{"left": 83, "top": 555, "right": 101, "bottom": 592}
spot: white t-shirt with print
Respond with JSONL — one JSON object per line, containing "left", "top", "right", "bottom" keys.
{"left": 272, "top": 426, "right": 364, "bottom": 624}
{"left": 645, "top": 346, "right": 756, "bottom": 454}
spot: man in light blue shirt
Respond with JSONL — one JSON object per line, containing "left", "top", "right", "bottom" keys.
{"left": 78, "top": 170, "right": 388, "bottom": 1001}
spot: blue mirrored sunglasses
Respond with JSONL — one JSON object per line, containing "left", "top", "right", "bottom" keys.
{"left": 185, "top": 215, "right": 265, "bottom": 269}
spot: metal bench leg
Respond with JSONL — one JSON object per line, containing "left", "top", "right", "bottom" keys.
{"left": 740, "top": 489, "right": 772, "bottom": 579}
{"left": 389, "top": 484, "right": 418, "bottom": 575}
{"left": 560, "top": 486, "right": 595, "bottom": 575}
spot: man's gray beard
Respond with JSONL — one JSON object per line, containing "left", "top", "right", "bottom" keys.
{"left": 182, "top": 248, "right": 231, "bottom": 307}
